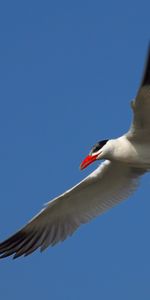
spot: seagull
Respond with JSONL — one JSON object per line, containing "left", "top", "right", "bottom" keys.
{"left": 1, "top": 47, "right": 150, "bottom": 259}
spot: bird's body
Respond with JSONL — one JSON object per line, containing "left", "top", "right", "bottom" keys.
{"left": 1, "top": 46, "right": 150, "bottom": 259}
{"left": 106, "top": 136, "right": 150, "bottom": 167}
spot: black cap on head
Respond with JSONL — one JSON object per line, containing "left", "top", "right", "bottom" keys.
{"left": 90, "top": 139, "right": 108, "bottom": 155}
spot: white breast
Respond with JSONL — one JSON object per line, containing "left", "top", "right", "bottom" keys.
{"left": 108, "top": 136, "right": 150, "bottom": 167}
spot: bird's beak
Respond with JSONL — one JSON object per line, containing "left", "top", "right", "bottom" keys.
{"left": 80, "top": 154, "right": 98, "bottom": 170}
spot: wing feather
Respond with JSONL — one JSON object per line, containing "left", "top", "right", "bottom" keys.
{"left": 127, "top": 46, "right": 150, "bottom": 141}
{"left": 0, "top": 161, "right": 145, "bottom": 259}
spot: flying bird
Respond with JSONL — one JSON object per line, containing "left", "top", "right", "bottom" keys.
{"left": 0, "top": 47, "right": 150, "bottom": 259}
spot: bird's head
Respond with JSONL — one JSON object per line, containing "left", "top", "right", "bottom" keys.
{"left": 80, "top": 139, "right": 109, "bottom": 170}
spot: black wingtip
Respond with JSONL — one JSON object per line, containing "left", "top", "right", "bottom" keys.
{"left": 140, "top": 43, "right": 150, "bottom": 87}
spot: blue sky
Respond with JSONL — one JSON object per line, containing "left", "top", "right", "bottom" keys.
{"left": 0, "top": 0, "right": 150, "bottom": 299}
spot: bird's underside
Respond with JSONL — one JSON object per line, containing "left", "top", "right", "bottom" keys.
{"left": 0, "top": 45, "right": 150, "bottom": 259}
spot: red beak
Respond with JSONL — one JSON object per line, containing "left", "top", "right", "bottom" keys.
{"left": 80, "top": 154, "right": 98, "bottom": 170}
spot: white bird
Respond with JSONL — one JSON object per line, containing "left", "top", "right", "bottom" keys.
{"left": 1, "top": 47, "right": 150, "bottom": 259}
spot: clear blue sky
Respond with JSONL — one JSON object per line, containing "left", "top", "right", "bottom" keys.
{"left": 0, "top": 0, "right": 150, "bottom": 299}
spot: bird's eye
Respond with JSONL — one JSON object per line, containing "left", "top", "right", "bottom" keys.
{"left": 90, "top": 139, "right": 108, "bottom": 155}
{"left": 92, "top": 145, "right": 100, "bottom": 154}
{"left": 89, "top": 144, "right": 101, "bottom": 155}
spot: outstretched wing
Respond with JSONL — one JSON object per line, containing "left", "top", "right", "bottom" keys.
{"left": 127, "top": 45, "right": 150, "bottom": 142}
{"left": 0, "top": 161, "right": 145, "bottom": 259}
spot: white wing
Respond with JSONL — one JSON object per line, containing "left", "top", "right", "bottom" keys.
{"left": 127, "top": 46, "right": 150, "bottom": 142}
{"left": 0, "top": 161, "right": 145, "bottom": 259}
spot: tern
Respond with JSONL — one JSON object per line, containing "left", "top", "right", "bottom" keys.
{"left": 1, "top": 47, "right": 150, "bottom": 259}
